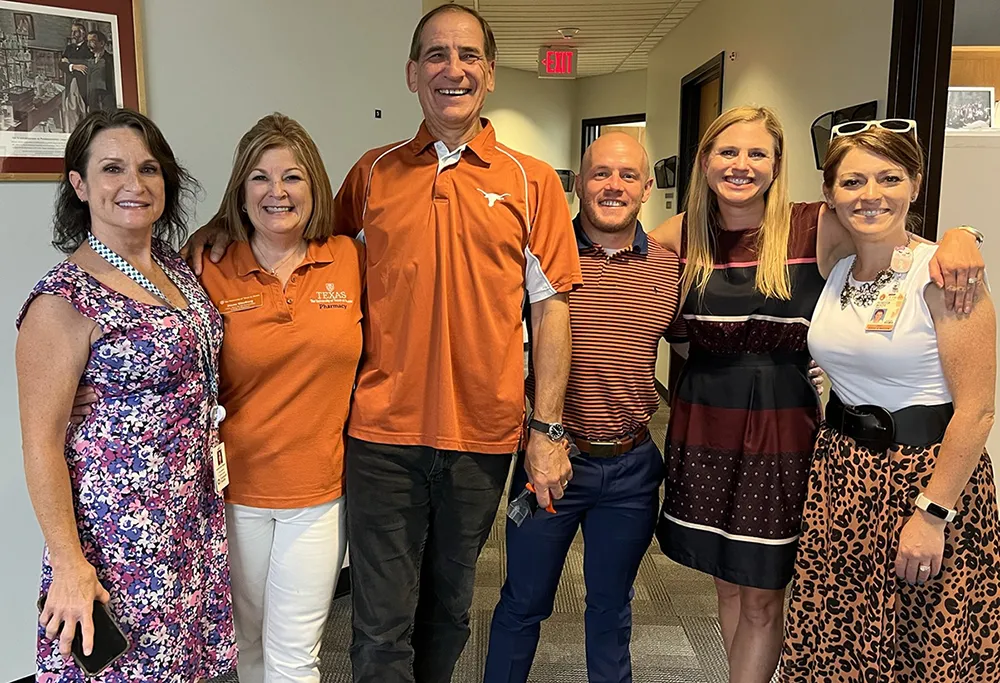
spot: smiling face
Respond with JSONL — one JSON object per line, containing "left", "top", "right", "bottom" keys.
{"left": 406, "top": 10, "right": 495, "bottom": 140}
{"left": 825, "top": 146, "right": 919, "bottom": 244}
{"left": 69, "top": 126, "right": 165, "bottom": 236}
{"left": 242, "top": 146, "right": 313, "bottom": 241}
{"left": 702, "top": 120, "right": 778, "bottom": 208}
{"left": 577, "top": 133, "right": 652, "bottom": 238}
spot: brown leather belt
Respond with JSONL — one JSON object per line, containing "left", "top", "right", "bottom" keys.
{"left": 572, "top": 426, "right": 650, "bottom": 458}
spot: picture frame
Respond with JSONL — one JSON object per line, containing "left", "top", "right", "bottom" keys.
{"left": 945, "top": 86, "right": 995, "bottom": 131}
{"left": 0, "top": 0, "right": 146, "bottom": 181}
{"left": 12, "top": 11, "right": 33, "bottom": 38}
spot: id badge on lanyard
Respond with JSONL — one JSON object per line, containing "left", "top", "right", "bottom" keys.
{"left": 866, "top": 245, "right": 910, "bottom": 333}
{"left": 88, "top": 234, "right": 228, "bottom": 492}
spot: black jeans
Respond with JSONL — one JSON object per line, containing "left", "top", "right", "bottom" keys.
{"left": 346, "top": 438, "right": 511, "bottom": 683}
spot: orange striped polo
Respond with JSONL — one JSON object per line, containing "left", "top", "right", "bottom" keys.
{"left": 529, "top": 216, "right": 681, "bottom": 440}
{"left": 333, "top": 119, "right": 582, "bottom": 453}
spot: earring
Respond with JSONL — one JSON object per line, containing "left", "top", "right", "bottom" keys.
{"left": 241, "top": 204, "right": 247, "bottom": 213}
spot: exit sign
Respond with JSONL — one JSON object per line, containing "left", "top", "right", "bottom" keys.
{"left": 538, "top": 47, "right": 577, "bottom": 79}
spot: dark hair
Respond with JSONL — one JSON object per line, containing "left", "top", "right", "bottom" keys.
{"left": 53, "top": 109, "right": 200, "bottom": 253}
{"left": 408, "top": 4, "right": 497, "bottom": 62}
{"left": 87, "top": 30, "right": 107, "bottom": 46}
{"left": 71, "top": 20, "right": 86, "bottom": 32}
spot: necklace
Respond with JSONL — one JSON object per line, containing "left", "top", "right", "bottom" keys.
{"left": 840, "top": 259, "right": 897, "bottom": 309}
{"left": 251, "top": 239, "right": 304, "bottom": 276}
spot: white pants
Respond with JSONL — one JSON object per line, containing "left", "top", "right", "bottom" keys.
{"left": 226, "top": 498, "right": 347, "bottom": 683}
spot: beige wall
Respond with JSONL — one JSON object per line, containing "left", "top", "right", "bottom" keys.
{"left": 937, "top": 131, "right": 1000, "bottom": 482}
{"left": 484, "top": 67, "right": 577, "bottom": 173}
{"left": 572, "top": 69, "right": 649, "bottom": 168}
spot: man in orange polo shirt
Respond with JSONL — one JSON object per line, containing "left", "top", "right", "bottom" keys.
{"left": 182, "top": 7, "right": 580, "bottom": 680}
{"left": 333, "top": 7, "right": 581, "bottom": 683}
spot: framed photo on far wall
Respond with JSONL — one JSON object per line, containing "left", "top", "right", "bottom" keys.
{"left": 0, "top": 0, "right": 146, "bottom": 181}
{"left": 945, "top": 86, "right": 995, "bottom": 131}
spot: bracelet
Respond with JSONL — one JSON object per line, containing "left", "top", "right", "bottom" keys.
{"left": 957, "top": 226, "right": 985, "bottom": 249}
{"left": 915, "top": 492, "right": 957, "bottom": 523}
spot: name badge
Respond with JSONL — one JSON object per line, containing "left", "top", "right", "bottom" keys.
{"left": 212, "top": 442, "right": 230, "bottom": 494}
{"left": 866, "top": 292, "right": 906, "bottom": 332}
{"left": 218, "top": 293, "right": 263, "bottom": 314}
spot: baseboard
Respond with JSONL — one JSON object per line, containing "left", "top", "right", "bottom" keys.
{"left": 655, "top": 378, "right": 669, "bottom": 401}
{"left": 334, "top": 565, "right": 351, "bottom": 598}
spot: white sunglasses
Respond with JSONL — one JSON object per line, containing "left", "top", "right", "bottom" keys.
{"left": 829, "top": 118, "right": 917, "bottom": 140}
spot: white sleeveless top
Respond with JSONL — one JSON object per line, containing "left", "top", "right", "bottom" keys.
{"left": 808, "top": 242, "right": 951, "bottom": 411}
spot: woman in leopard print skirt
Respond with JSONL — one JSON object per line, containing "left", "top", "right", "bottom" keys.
{"left": 780, "top": 122, "right": 1000, "bottom": 682}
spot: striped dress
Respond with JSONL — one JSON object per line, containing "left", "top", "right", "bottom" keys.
{"left": 656, "top": 202, "right": 825, "bottom": 590}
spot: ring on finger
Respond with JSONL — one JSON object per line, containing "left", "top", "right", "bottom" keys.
{"left": 968, "top": 276, "right": 980, "bottom": 285}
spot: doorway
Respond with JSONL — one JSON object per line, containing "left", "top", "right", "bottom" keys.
{"left": 676, "top": 52, "right": 724, "bottom": 208}
{"left": 663, "top": 53, "right": 724, "bottom": 400}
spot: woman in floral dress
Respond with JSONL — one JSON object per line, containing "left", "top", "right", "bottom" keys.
{"left": 15, "top": 109, "right": 236, "bottom": 681}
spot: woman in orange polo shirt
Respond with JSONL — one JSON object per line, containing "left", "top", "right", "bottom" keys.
{"left": 199, "top": 113, "right": 364, "bottom": 683}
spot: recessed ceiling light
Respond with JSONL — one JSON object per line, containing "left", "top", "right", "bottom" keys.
{"left": 557, "top": 27, "right": 580, "bottom": 39}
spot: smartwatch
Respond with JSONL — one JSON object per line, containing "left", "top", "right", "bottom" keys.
{"left": 528, "top": 418, "right": 565, "bottom": 442}
{"left": 915, "top": 492, "right": 957, "bottom": 523}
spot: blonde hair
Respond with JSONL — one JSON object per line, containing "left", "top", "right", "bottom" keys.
{"left": 682, "top": 106, "right": 792, "bottom": 301}
{"left": 210, "top": 113, "right": 335, "bottom": 242}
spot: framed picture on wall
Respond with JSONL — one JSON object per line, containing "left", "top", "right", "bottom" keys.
{"left": 0, "top": 0, "right": 145, "bottom": 181}
{"left": 945, "top": 86, "right": 994, "bottom": 131}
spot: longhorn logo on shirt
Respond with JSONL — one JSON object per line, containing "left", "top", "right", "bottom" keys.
{"left": 477, "top": 188, "right": 510, "bottom": 207}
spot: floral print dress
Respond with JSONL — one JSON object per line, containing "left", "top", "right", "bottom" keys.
{"left": 17, "top": 241, "right": 237, "bottom": 682}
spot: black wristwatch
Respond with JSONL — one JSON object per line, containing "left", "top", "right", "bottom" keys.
{"left": 529, "top": 418, "right": 565, "bottom": 442}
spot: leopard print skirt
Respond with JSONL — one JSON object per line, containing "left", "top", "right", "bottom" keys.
{"left": 779, "top": 426, "right": 1000, "bottom": 682}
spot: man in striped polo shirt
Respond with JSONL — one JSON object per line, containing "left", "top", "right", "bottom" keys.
{"left": 483, "top": 132, "right": 683, "bottom": 683}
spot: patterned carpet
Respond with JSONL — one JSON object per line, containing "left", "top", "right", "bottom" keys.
{"left": 214, "top": 402, "right": 741, "bottom": 682}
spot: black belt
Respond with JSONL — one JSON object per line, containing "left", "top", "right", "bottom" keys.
{"left": 572, "top": 426, "right": 650, "bottom": 458}
{"left": 825, "top": 391, "right": 953, "bottom": 450}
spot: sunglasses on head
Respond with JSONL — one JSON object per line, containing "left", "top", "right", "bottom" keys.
{"left": 829, "top": 118, "right": 917, "bottom": 140}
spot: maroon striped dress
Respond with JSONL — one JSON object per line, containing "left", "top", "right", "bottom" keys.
{"left": 656, "top": 202, "right": 825, "bottom": 589}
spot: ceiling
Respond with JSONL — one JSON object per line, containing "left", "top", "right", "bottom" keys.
{"left": 425, "top": 0, "right": 706, "bottom": 78}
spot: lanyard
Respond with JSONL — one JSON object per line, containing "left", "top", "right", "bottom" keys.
{"left": 87, "top": 233, "right": 222, "bottom": 424}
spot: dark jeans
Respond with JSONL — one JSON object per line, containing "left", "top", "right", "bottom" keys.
{"left": 483, "top": 438, "right": 664, "bottom": 683}
{"left": 346, "top": 438, "right": 511, "bottom": 683}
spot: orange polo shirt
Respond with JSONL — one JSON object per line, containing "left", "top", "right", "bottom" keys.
{"left": 199, "top": 236, "right": 364, "bottom": 508}
{"left": 333, "top": 119, "right": 581, "bottom": 454}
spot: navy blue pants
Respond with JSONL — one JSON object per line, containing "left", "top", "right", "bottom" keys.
{"left": 483, "top": 438, "right": 664, "bottom": 683}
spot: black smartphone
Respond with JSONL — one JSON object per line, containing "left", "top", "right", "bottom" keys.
{"left": 38, "top": 595, "right": 130, "bottom": 676}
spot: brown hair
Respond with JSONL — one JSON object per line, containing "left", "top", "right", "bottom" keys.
{"left": 822, "top": 128, "right": 924, "bottom": 191}
{"left": 52, "top": 108, "right": 198, "bottom": 253}
{"left": 209, "top": 113, "right": 334, "bottom": 242}
{"left": 682, "top": 106, "right": 792, "bottom": 301}
{"left": 409, "top": 4, "right": 497, "bottom": 62}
